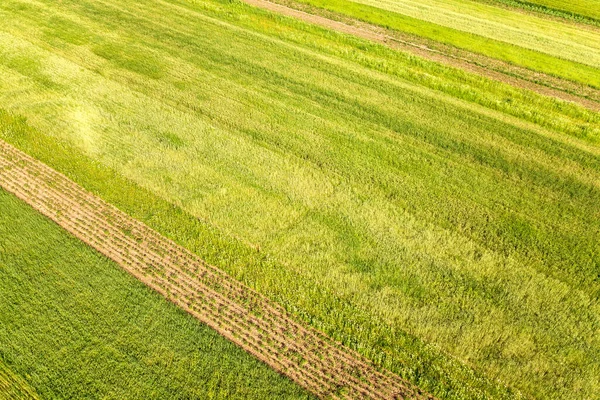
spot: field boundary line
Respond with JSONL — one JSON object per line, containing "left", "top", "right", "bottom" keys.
{"left": 0, "top": 140, "right": 435, "bottom": 400}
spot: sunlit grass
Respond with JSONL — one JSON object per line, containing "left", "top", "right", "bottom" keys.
{"left": 504, "top": 0, "right": 600, "bottom": 20}
{"left": 349, "top": 0, "right": 600, "bottom": 67}
{"left": 0, "top": 0, "right": 599, "bottom": 399}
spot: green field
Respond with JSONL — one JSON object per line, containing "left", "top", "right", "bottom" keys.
{"left": 0, "top": 188, "right": 312, "bottom": 399}
{"left": 278, "top": 0, "right": 600, "bottom": 87}
{"left": 1, "top": 0, "right": 599, "bottom": 398}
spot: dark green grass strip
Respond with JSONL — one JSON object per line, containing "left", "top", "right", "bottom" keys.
{"left": 0, "top": 192, "right": 312, "bottom": 399}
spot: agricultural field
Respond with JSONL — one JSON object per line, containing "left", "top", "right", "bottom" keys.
{"left": 0, "top": 0, "right": 598, "bottom": 399}
{"left": 348, "top": 0, "right": 599, "bottom": 66}
{"left": 0, "top": 137, "right": 426, "bottom": 399}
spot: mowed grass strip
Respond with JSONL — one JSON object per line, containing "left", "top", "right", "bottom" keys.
{"left": 0, "top": 189, "right": 313, "bottom": 400}
{"left": 0, "top": 0, "right": 599, "bottom": 399}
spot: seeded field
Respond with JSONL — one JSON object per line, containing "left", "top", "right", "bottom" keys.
{"left": 0, "top": 0, "right": 599, "bottom": 399}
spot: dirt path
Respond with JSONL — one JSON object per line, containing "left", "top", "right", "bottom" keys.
{"left": 0, "top": 140, "right": 435, "bottom": 400}
{"left": 241, "top": 0, "right": 600, "bottom": 112}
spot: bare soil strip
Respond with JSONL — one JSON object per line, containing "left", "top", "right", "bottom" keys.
{"left": 241, "top": 0, "right": 600, "bottom": 112}
{"left": 0, "top": 140, "right": 435, "bottom": 399}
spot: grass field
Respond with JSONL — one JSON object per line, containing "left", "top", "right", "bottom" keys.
{"left": 1, "top": 0, "right": 599, "bottom": 398}
{"left": 0, "top": 188, "right": 313, "bottom": 399}
{"left": 277, "top": 0, "right": 600, "bottom": 87}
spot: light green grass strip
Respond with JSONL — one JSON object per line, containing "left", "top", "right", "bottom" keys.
{"left": 0, "top": 188, "right": 312, "bottom": 399}
{"left": 511, "top": 0, "right": 600, "bottom": 20}
{"left": 475, "top": 0, "right": 600, "bottom": 26}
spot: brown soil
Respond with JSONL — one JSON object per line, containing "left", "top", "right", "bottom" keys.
{"left": 0, "top": 140, "right": 436, "bottom": 400}
{"left": 242, "top": 0, "right": 600, "bottom": 112}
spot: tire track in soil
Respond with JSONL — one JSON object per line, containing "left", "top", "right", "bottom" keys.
{"left": 0, "top": 140, "right": 436, "bottom": 400}
{"left": 239, "top": 0, "right": 600, "bottom": 112}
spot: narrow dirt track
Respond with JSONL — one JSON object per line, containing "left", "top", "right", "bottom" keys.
{"left": 0, "top": 140, "right": 436, "bottom": 400}
{"left": 241, "top": 0, "right": 600, "bottom": 112}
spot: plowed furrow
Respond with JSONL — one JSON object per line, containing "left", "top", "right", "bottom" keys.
{"left": 0, "top": 140, "right": 434, "bottom": 400}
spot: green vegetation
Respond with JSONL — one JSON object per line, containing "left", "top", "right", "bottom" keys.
{"left": 1, "top": 0, "right": 600, "bottom": 398}
{"left": 0, "top": 361, "right": 39, "bottom": 400}
{"left": 349, "top": 0, "right": 600, "bottom": 67}
{"left": 501, "top": 0, "right": 600, "bottom": 20}
{"left": 0, "top": 189, "right": 312, "bottom": 399}
{"left": 480, "top": 0, "right": 600, "bottom": 25}
{"left": 278, "top": 0, "right": 600, "bottom": 87}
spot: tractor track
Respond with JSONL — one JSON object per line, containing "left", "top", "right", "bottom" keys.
{"left": 0, "top": 140, "right": 435, "bottom": 400}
